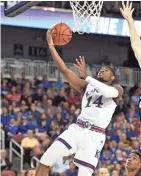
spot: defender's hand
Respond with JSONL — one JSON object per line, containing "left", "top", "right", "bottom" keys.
{"left": 46, "top": 29, "right": 54, "bottom": 46}
{"left": 120, "top": 1, "right": 134, "bottom": 22}
{"left": 74, "top": 56, "right": 88, "bottom": 80}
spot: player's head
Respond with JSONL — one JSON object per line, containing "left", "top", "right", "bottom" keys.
{"left": 98, "top": 168, "right": 109, "bottom": 176}
{"left": 24, "top": 168, "right": 36, "bottom": 176}
{"left": 97, "top": 66, "right": 116, "bottom": 84}
{"left": 126, "top": 151, "right": 141, "bottom": 173}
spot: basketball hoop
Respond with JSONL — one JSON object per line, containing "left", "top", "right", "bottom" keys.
{"left": 70, "top": 1, "right": 103, "bottom": 34}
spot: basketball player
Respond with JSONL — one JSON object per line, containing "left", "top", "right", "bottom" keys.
{"left": 24, "top": 168, "right": 36, "bottom": 176}
{"left": 125, "top": 151, "right": 141, "bottom": 176}
{"left": 36, "top": 30, "right": 123, "bottom": 176}
{"left": 120, "top": 1, "right": 141, "bottom": 68}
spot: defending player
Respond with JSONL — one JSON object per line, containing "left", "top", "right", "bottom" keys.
{"left": 120, "top": 1, "right": 141, "bottom": 68}
{"left": 125, "top": 151, "right": 141, "bottom": 176}
{"left": 36, "top": 30, "right": 123, "bottom": 176}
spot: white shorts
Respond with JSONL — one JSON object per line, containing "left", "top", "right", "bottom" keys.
{"left": 40, "top": 123, "right": 106, "bottom": 171}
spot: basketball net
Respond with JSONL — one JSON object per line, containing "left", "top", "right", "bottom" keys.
{"left": 70, "top": 1, "right": 103, "bottom": 34}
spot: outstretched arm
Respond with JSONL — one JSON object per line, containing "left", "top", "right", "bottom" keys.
{"left": 47, "top": 30, "right": 87, "bottom": 92}
{"left": 120, "top": 1, "right": 141, "bottom": 68}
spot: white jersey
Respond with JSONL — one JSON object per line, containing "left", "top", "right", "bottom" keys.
{"left": 77, "top": 83, "right": 117, "bottom": 129}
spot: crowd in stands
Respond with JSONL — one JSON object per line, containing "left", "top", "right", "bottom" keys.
{"left": 1, "top": 73, "right": 141, "bottom": 176}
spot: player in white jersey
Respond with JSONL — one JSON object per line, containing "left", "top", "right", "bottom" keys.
{"left": 120, "top": 1, "right": 141, "bottom": 68}
{"left": 36, "top": 30, "right": 123, "bottom": 176}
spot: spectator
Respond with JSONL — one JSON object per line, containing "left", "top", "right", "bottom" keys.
{"left": 67, "top": 89, "right": 78, "bottom": 104}
{"left": 130, "top": 86, "right": 141, "bottom": 106}
{"left": 131, "top": 140, "right": 141, "bottom": 152}
{"left": 16, "top": 111, "right": 23, "bottom": 125}
{"left": 33, "top": 85, "right": 45, "bottom": 101}
{"left": 21, "top": 130, "right": 40, "bottom": 165}
{"left": 29, "top": 103, "right": 41, "bottom": 124}
{"left": 111, "top": 170, "right": 119, "bottom": 176}
{"left": 21, "top": 130, "right": 39, "bottom": 148}
{"left": 30, "top": 79, "right": 36, "bottom": 90}
{"left": 27, "top": 96, "right": 34, "bottom": 108}
{"left": 36, "top": 101, "right": 44, "bottom": 114}
{"left": 45, "top": 98, "right": 56, "bottom": 113}
{"left": 11, "top": 101, "right": 20, "bottom": 113}
{"left": 18, "top": 117, "right": 34, "bottom": 136}
{"left": 126, "top": 105, "right": 140, "bottom": 123}
{"left": 1, "top": 95, "right": 9, "bottom": 108}
{"left": 125, "top": 123, "right": 137, "bottom": 140}
{"left": 97, "top": 168, "right": 109, "bottom": 176}
{"left": 7, "top": 117, "right": 18, "bottom": 137}
{"left": 42, "top": 95, "right": 48, "bottom": 108}
{"left": 27, "top": 112, "right": 38, "bottom": 128}
{"left": 65, "top": 161, "right": 78, "bottom": 176}
{"left": 38, "top": 113, "right": 51, "bottom": 130}
{"left": 53, "top": 89, "right": 66, "bottom": 106}
{"left": 21, "top": 89, "right": 31, "bottom": 103}
{"left": 40, "top": 75, "right": 51, "bottom": 89}
{"left": 1, "top": 79, "right": 9, "bottom": 96}
{"left": 7, "top": 86, "right": 21, "bottom": 102}
{"left": 112, "top": 150, "right": 123, "bottom": 163}
{"left": 55, "top": 76, "right": 64, "bottom": 89}
{"left": 1, "top": 107, "right": 11, "bottom": 127}
{"left": 119, "top": 133, "right": 130, "bottom": 149}
{"left": 0, "top": 149, "right": 12, "bottom": 171}
{"left": 7, "top": 73, "right": 17, "bottom": 86}
{"left": 46, "top": 89, "right": 54, "bottom": 99}
{"left": 19, "top": 101, "right": 28, "bottom": 117}
{"left": 51, "top": 157, "right": 70, "bottom": 176}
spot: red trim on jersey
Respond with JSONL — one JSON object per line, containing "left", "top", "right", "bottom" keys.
{"left": 76, "top": 121, "right": 105, "bottom": 134}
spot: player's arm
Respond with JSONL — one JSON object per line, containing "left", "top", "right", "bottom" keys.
{"left": 74, "top": 58, "right": 123, "bottom": 99}
{"left": 46, "top": 29, "right": 87, "bottom": 92}
{"left": 120, "top": 1, "right": 141, "bottom": 68}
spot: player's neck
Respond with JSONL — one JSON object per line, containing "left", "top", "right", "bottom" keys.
{"left": 104, "top": 81, "right": 112, "bottom": 85}
{"left": 98, "top": 78, "right": 112, "bottom": 85}
{"left": 126, "top": 170, "right": 137, "bottom": 176}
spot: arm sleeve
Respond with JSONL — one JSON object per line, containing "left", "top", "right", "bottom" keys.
{"left": 85, "top": 76, "right": 119, "bottom": 98}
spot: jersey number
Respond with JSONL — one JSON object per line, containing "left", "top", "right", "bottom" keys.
{"left": 85, "top": 95, "right": 103, "bottom": 108}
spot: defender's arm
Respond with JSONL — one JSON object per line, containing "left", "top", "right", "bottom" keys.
{"left": 128, "top": 19, "right": 141, "bottom": 68}
{"left": 120, "top": 1, "right": 141, "bottom": 68}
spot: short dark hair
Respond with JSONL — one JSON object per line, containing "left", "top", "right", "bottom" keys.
{"left": 98, "top": 66, "right": 117, "bottom": 84}
{"left": 24, "top": 168, "right": 36, "bottom": 176}
{"left": 106, "top": 66, "right": 116, "bottom": 77}
{"left": 131, "top": 151, "right": 141, "bottom": 161}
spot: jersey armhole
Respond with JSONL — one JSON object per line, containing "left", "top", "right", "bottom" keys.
{"left": 112, "top": 98, "right": 119, "bottom": 105}
{"left": 81, "top": 83, "right": 88, "bottom": 96}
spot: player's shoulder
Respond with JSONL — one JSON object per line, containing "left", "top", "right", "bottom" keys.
{"left": 112, "top": 84, "right": 123, "bottom": 90}
{"left": 112, "top": 84, "right": 123, "bottom": 98}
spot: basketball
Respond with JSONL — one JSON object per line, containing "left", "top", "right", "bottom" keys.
{"left": 51, "top": 23, "right": 72, "bottom": 46}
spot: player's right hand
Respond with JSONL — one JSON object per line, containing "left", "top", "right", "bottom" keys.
{"left": 46, "top": 29, "right": 54, "bottom": 46}
{"left": 74, "top": 56, "right": 88, "bottom": 80}
{"left": 120, "top": 1, "right": 134, "bottom": 22}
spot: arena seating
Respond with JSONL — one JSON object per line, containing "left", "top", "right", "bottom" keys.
{"left": 1, "top": 65, "right": 141, "bottom": 175}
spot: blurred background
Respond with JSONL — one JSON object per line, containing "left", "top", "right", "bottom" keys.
{"left": 0, "top": 1, "right": 141, "bottom": 176}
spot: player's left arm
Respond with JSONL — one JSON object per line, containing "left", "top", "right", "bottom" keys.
{"left": 74, "top": 58, "right": 123, "bottom": 98}
{"left": 120, "top": 1, "right": 141, "bottom": 68}
{"left": 85, "top": 77, "right": 123, "bottom": 98}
